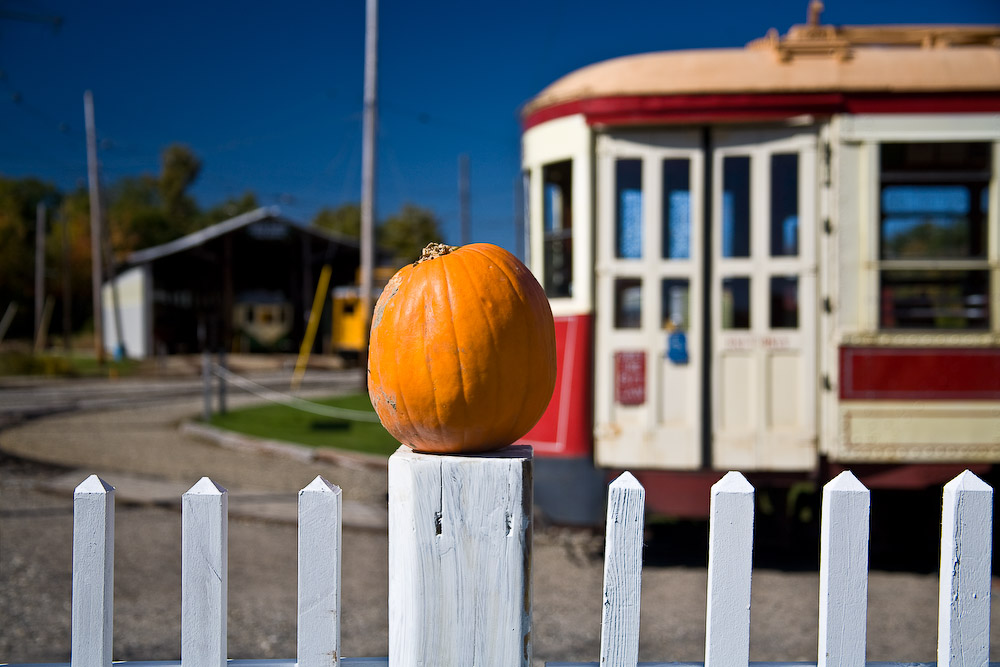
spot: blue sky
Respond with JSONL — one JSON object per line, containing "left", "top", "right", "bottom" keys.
{"left": 2, "top": 0, "right": 998, "bottom": 255}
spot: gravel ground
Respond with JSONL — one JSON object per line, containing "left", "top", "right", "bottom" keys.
{"left": 2, "top": 399, "right": 1000, "bottom": 666}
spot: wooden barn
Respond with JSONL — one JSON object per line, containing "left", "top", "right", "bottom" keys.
{"left": 101, "top": 207, "right": 360, "bottom": 358}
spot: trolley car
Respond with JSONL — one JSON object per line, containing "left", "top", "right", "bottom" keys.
{"left": 517, "top": 8, "right": 1000, "bottom": 523}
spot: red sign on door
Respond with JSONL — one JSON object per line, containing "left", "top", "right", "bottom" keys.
{"left": 615, "top": 351, "right": 646, "bottom": 406}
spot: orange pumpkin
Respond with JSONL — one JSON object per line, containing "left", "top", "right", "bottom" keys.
{"left": 367, "top": 242, "right": 556, "bottom": 454}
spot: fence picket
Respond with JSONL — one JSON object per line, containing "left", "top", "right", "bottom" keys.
{"left": 71, "top": 475, "right": 115, "bottom": 667}
{"left": 599, "top": 471, "right": 645, "bottom": 667}
{"left": 705, "top": 472, "right": 754, "bottom": 667}
{"left": 297, "top": 476, "right": 343, "bottom": 667}
{"left": 938, "top": 470, "right": 993, "bottom": 667}
{"left": 182, "top": 478, "right": 228, "bottom": 667}
{"left": 817, "top": 471, "right": 869, "bottom": 667}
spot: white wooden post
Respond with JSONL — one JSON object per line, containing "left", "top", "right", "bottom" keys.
{"left": 817, "top": 471, "right": 869, "bottom": 667}
{"left": 71, "top": 475, "right": 115, "bottom": 667}
{"left": 388, "top": 445, "right": 532, "bottom": 667}
{"left": 182, "top": 477, "right": 228, "bottom": 667}
{"left": 599, "top": 471, "right": 645, "bottom": 667}
{"left": 705, "top": 472, "right": 754, "bottom": 667}
{"left": 938, "top": 470, "right": 993, "bottom": 667}
{"left": 297, "top": 476, "right": 343, "bottom": 667}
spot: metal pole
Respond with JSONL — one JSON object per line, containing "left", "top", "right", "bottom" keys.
{"left": 202, "top": 350, "right": 212, "bottom": 422}
{"left": 84, "top": 91, "right": 105, "bottom": 364}
{"left": 359, "top": 0, "right": 378, "bottom": 377}
{"left": 35, "top": 202, "right": 46, "bottom": 346}
{"left": 459, "top": 154, "right": 470, "bottom": 245}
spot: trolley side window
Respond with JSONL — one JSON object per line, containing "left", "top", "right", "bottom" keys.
{"left": 878, "top": 142, "right": 992, "bottom": 330}
{"left": 542, "top": 160, "right": 573, "bottom": 298}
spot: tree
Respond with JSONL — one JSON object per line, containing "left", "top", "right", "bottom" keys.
{"left": 107, "top": 175, "right": 171, "bottom": 255}
{"left": 159, "top": 144, "right": 201, "bottom": 233}
{"left": 203, "top": 191, "right": 260, "bottom": 225}
{"left": 0, "top": 177, "right": 61, "bottom": 338}
{"left": 311, "top": 202, "right": 442, "bottom": 267}
{"left": 312, "top": 203, "right": 361, "bottom": 238}
{"left": 380, "top": 204, "right": 442, "bottom": 265}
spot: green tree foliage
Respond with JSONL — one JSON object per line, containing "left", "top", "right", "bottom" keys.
{"left": 107, "top": 175, "right": 171, "bottom": 255}
{"left": 311, "top": 202, "right": 442, "bottom": 266}
{"left": 203, "top": 191, "right": 260, "bottom": 225}
{"left": 0, "top": 176, "right": 61, "bottom": 338}
{"left": 312, "top": 203, "right": 361, "bottom": 238}
{"left": 159, "top": 144, "right": 202, "bottom": 233}
{"left": 380, "top": 204, "right": 441, "bottom": 265}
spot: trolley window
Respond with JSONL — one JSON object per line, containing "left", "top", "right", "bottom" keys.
{"left": 542, "top": 160, "right": 572, "bottom": 298}
{"left": 662, "top": 159, "right": 691, "bottom": 259}
{"left": 770, "top": 153, "right": 799, "bottom": 257}
{"left": 616, "top": 159, "right": 643, "bottom": 259}
{"left": 614, "top": 277, "right": 642, "bottom": 329}
{"left": 878, "top": 142, "right": 992, "bottom": 330}
{"left": 722, "top": 156, "right": 751, "bottom": 258}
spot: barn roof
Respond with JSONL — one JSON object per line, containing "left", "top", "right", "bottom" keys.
{"left": 126, "top": 207, "right": 357, "bottom": 265}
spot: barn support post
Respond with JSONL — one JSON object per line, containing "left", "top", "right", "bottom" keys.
{"left": 388, "top": 445, "right": 532, "bottom": 667}
{"left": 216, "top": 349, "right": 227, "bottom": 415}
{"left": 201, "top": 350, "right": 212, "bottom": 422}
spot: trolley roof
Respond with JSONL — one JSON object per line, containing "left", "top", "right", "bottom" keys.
{"left": 522, "top": 9, "right": 1000, "bottom": 128}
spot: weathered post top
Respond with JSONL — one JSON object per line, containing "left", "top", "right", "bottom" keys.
{"left": 388, "top": 444, "right": 533, "bottom": 667}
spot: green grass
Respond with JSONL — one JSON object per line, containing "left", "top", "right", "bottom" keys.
{"left": 207, "top": 393, "right": 400, "bottom": 457}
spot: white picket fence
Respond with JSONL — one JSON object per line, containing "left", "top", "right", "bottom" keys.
{"left": 5, "top": 462, "right": 995, "bottom": 667}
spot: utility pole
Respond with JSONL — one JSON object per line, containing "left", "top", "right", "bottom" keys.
{"left": 84, "top": 90, "right": 105, "bottom": 364}
{"left": 35, "top": 202, "right": 46, "bottom": 344}
{"left": 459, "top": 154, "right": 470, "bottom": 245}
{"left": 359, "top": 0, "right": 378, "bottom": 375}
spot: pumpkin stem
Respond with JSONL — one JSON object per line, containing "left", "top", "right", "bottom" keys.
{"left": 415, "top": 242, "right": 459, "bottom": 265}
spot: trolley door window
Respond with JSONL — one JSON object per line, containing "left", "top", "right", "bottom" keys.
{"left": 770, "top": 153, "right": 799, "bottom": 257}
{"left": 542, "top": 160, "right": 572, "bottom": 298}
{"left": 614, "top": 277, "right": 642, "bottom": 329}
{"left": 615, "top": 159, "right": 643, "bottom": 259}
{"left": 662, "top": 159, "right": 691, "bottom": 259}
{"left": 721, "top": 277, "right": 751, "bottom": 330}
{"left": 661, "top": 279, "right": 690, "bottom": 331}
{"left": 722, "top": 156, "right": 751, "bottom": 258}
{"left": 769, "top": 276, "right": 799, "bottom": 329}
{"left": 878, "top": 142, "right": 992, "bottom": 330}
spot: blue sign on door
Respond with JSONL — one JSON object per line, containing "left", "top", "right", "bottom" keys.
{"left": 667, "top": 331, "right": 688, "bottom": 365}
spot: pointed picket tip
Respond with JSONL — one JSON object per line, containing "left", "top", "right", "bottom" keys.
{"left": 944, "top": 469, "right": 993, "bottom": 494}
{"left": 825, "top": 470, "right": 868, "bottom": 493}
{"left": 610, "top": 470, "right": 643, "bottom": 491}
{"left": 184, "top": 476, "right": 227, "bottom": 495}
{"left": 74, "top": 474, "right": 115, "bottom": 495}
{"left": 713, "top": 470, "right": 754, "bottom": 495}
{"left": 300, "top": 475, "right": 342, "bottom": 495}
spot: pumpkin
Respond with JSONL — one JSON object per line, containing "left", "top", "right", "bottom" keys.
{"left": 367, "top": 242, "right": 556, "bottom": 454}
